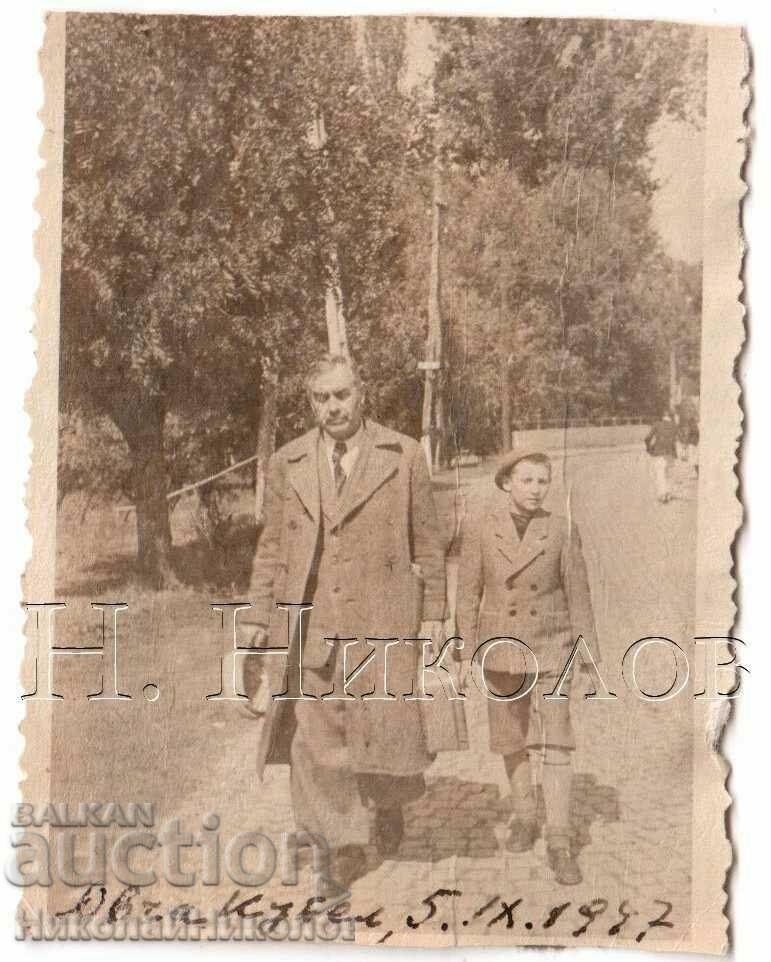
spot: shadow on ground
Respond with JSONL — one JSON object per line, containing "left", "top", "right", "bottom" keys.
{"left": 57, "top": 516, "right": 259, "bottom": 596}
{"left": 387, "top": 771, "right": 620, "bottom": 863}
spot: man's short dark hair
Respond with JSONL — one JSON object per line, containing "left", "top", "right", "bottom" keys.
{"left": 305, "top": 353, "right": 362, "bottom": 394}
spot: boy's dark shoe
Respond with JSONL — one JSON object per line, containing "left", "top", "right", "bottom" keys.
{"left": 548, "top": 846, "right": 582, "bottom": 886}
{"left": 505, "top": 818, "right": 539, "bottom": 853}
{"left": 374, "top": 805, "right": 404, "bottom": 856}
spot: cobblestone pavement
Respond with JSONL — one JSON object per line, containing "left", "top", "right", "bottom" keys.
{"left": 42, "top": 446, "right": 698, "bottom": 946}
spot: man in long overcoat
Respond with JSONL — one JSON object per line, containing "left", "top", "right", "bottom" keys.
{"left": 455, "top": 449, "right": 599, "bottom": 885}
{"left": 242, "top": 353, "right": 448, "bottom": 888}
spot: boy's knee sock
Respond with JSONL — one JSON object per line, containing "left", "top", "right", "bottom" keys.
{"left": 503, "top": 750, "right": 537, "bottom": 821}
{"left": 542, "top": 746, "right": 573, "bottom": 848}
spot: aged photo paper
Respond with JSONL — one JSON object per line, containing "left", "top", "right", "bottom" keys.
{"left": 19, "top": 13, "right": 746, "bottom": 952}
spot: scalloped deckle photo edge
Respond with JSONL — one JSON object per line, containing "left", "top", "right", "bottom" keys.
{"left": 20, "top": 14, "right": 746, "bottom": 952}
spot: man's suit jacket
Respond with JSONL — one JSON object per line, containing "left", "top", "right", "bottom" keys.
{"left": 455, "top": 491, "right": 599, "bottom": 678}
{"left": 246, "top": 420, "right": 448, "bottom": 777}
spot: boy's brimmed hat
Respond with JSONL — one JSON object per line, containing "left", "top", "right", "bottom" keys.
{"left": 494, "top": 449, "right": 551, "bottom": 490}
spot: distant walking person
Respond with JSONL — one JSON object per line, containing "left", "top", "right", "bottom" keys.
{"left": 677, "top": 398, "right": 700, "bottom": 479}
{"left": 645, "top": 411, "right": 678, "bottom": 503}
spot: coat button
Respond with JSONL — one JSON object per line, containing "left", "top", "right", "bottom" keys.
{"left": 530, "top": 608, "right": 537, "bottom": 616}
{"left": 289, "top": 520, "right": 297, "bottom": 530}
{"left": 530, "top": 584, "right": 538, "bottom": 591}
{"left": 509, "top": 607, "right": 517, "bottom": 616}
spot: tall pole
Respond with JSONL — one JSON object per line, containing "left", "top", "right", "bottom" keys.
{"left": 501, "top": 361, "right": 512, "bottom": 453}
{"left": 669, "top": 344, "right": 679, "bottom": 413}
{"left": 324, "top": 257, "right": 349, "bottom": 358}
{"left": 420, "top": 369, "right": 434, "bottom": 475}
{"left": 254, "top": 359, "right": 278, "bottom": 527}
{"left": 498, "top": 280, "right": 512, "bottom": 453}
{"left": 253, "top": 106, "right": 349, "bottom": 524}
{"left": 310, "top": 108, "right": 349, "bottom": 358}
{"left": 421, "top": 157, "right": 445, "bottom": 473}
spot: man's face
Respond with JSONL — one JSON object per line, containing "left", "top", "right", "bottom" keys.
{"left": 503, "top": 459, "right": 551, "bottom": 515}
{"left": 309, "top": 365, "right": 363, "bottom": 441}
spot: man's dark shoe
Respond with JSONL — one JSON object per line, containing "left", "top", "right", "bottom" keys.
{"left": 374, "top": 806, "right": 404, "bottom": 856}
{"left": 315, "top": 845, "right": 369, "bottom": 899}
{"left": 548, "top": 846, "right": 582, "bottom": 886}
{"left": 334, "top": 844, "right": 369, "bottom": 889}
{"left": 505, "top": 818, "right": 539, "bottom": 853}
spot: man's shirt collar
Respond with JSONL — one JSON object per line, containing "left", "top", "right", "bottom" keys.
{"left": 321, "top": 420, "right": 365, "bottom": 453}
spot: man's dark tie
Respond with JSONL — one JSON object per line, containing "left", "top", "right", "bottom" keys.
{"left": 331, "top": 440, "right": 347, "bottom": 496}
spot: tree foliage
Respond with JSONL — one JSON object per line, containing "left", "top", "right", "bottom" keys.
{"left": 429, "top": 17, "right": 704, "bottom": 449}
{"left": 61, "top": 14, "right": 422, "bottom": 581}
{"left": 59, "top": 14, "right": 706, "bottom": 581}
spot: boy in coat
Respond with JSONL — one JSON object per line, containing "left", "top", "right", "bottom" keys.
{"left": 456, "top": 450, "right": 599, "bottom": 885}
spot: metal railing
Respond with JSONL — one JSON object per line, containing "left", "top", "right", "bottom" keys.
{"left": 511, "top": 415, "right": 652, "bottom": 431}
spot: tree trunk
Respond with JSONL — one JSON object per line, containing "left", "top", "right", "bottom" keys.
{"left": 254, "top": 363, "right": 278, "bottom": 529}
{"left": 112, "top": 398, "right": 175, "bottom": 588}
{"left": 134, "top": 474, "right": 174, "bottom": 589}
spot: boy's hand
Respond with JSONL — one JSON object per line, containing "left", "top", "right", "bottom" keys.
{"left": 456, "top": 659, "right": 474, "bottom": 695}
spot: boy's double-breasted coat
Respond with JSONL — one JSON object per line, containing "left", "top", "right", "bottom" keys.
{"left": 455, "top": 491, "right": 599, "bottom": 679}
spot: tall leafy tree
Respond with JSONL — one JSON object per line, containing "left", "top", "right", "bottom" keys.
{"left": 60, "top": 14, "right": 417, "bottom": 585}
{"left": 429, "top": 17, "right": 705, "bottom": 447}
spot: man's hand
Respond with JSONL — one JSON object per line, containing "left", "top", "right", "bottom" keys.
{"left": 240, "top": 627, "right": 277, "bottom": 716}
{"left": 416, "top": 619, "right": 470, "bottom": 697}
{"left": 419, "top": 620, "right": 450, "bottom": 663}
{"left": 236, "top": 622, "right": 267, "bottom": 651}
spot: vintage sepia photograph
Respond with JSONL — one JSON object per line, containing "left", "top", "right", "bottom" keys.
{"left": 19, "top": 12, "right": 745, "bottom": 951}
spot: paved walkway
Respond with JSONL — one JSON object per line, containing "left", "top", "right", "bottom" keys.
{"left": 42, "top": 447, "right": 698, "bottom": 947}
